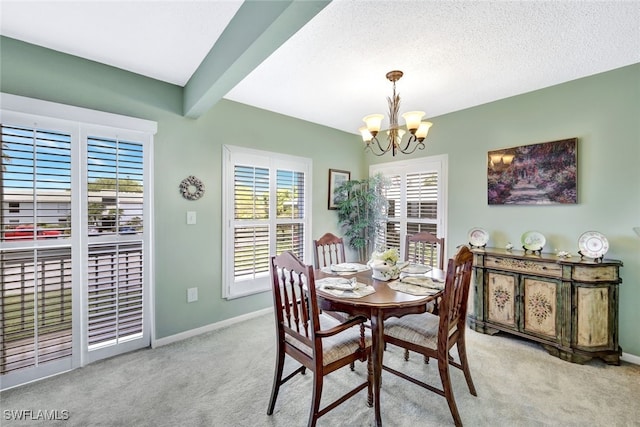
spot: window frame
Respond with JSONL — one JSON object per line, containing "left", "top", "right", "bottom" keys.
{"left": 370, "top": 154, "right": 448, "bottom": 260}
{"left": 0, "top": 93, "right": 156, "bottom": 389}
{"left": 222, "top": 145, "right": 312, "bottom": 299}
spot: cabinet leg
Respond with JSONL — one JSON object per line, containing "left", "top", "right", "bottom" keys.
{"left": 542, "top": 345, "right": 589, "bottom": 364}
{"left": 467, "top": 317, "right": 500, "bottom": 335}
{"left": 601, "top": 353, "right": 621, "bottom": 366}
{"left": 542, "top": 344, "right": 621, "bottom": 365}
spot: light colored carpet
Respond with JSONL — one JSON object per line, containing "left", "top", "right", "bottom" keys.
{"left": 2, "top": 313, "right": 639, "bottom": 426}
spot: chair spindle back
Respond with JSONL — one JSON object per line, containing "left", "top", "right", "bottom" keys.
{"left": 313, "top": 232, "right": 347, "bottom": 269}
{"left": 405, "top": 231, "right": 445, "bottom": 270}
{"left": 271, "top": 251, "right": 320, "bottom": 345}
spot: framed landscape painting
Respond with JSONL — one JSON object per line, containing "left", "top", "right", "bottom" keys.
{"left": 487, "top": 138, "right": 577, "bottom": 205}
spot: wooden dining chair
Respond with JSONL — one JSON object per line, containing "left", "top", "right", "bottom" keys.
{"left": 313, "top": 232, "right": 347, "bottom": 269}
{"left": 382, "top": 245, "right": 477, "bottom": 427}
{"left": 267, "top": 251, "right": 373, "bottom": 427}
{"left": 405, "top": 231, "right": 445, "bottom": 270}
{"left": 402, "top": 231, "right": 445, "bottom": 361}
{"left": 312, "top": 232, "right": 358, "bottom": 366}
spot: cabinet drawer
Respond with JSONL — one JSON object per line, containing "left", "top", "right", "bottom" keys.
{"left": 485, "top": 256, "right": 562, "bottom": 278}
{"left": 573, "top": 265, "right": 619, "bottom": 282}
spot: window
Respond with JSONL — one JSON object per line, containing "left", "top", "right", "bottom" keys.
{"left": 222, "top": 145, "right": 311, "bottom": 299}
{"left": 1, "top": 93, "right": 155, "bottom": 389}
{"left": 370, "top": 155, "right": 447, "bottom": 262}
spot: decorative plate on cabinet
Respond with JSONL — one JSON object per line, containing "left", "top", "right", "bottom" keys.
{"left": 521, "top": 231, "right": 546, "bottom": 251}
{"left": 578, "top": 231, "right": 609, "bottom": 258}
{"left": 468, "top": 228, "right": 489, "bottom": 247}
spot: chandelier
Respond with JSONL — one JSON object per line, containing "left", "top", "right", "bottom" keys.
{"left": 359, "top": 70, "right": 433, "bottom": 156}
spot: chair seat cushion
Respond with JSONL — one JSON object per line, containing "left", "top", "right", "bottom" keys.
{"left": 285, "top": 314, "right": 372, "bottom": 366}
{"left": 384, "top": 312, "right": 440, "bottom": 350}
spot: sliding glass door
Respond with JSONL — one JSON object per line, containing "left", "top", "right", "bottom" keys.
{"left": 1, "top": 97, "right": 155, "bottom": 389}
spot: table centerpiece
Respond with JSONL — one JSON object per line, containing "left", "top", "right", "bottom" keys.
{"left": 368, "top": 248, "right": 401, "bottom": 281}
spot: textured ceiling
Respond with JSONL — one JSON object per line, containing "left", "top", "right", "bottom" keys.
{"left": 1, "top": 0, "right": 639, "bottom": 135}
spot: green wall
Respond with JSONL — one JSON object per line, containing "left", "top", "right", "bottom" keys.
{"left": 368, "top": 64, "right": 640, "bottom": 356}
{"left": 1, "top": 36, "right": 638, "bottom": 356}
{"left": 153, "top": 101, "right": 365, "bottom": 337}
{"left": 0, "top": 36, "right": 364, "bottom": 339}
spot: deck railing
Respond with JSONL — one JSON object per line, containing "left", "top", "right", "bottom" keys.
{"left": 1, "top": 243, "right": 143, "bottom": 375}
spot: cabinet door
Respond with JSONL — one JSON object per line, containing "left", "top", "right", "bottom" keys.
{"left": 575, "top": 286, "right": 610, "bottom": 348}
{"left": 486, "top": 271, "right": 517, "bottom": 328}
{"left": 522, "top": 276, "right": 558, "bottom": 340}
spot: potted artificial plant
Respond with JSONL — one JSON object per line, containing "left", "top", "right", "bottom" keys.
{"left": 333, "top": 173, "right": 389, "bottom": 262}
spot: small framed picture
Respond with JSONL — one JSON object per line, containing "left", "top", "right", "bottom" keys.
{"left": 328, "top": 169, "right": 350, "bottom": 210}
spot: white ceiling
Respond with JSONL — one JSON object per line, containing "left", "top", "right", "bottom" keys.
{"left": 1, "top": 0, "right": 639, "bottom": 135}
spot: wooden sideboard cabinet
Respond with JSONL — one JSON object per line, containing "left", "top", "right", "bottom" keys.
{"left": 469, "top": 248, "right": 622, "bottom": 364}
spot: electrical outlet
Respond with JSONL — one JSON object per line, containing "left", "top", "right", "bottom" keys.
{"left": 187, "top": 287, "right": 198, "bottom": 303}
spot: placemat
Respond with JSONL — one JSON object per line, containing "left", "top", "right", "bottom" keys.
{"left": 398, "top": 276, "right": 444, "bottom": 290}
{"left": 388, "top": 280, "right": 441, "bottom": 296}
{"left": 316, "top": 278, "right": 375, "bottom": 298}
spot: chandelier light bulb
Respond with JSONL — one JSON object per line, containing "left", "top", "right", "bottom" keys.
{"left": 363, "top": 114, "right": 384, "bottom": 137}
{"left": 415, "top": 121, "right": 433, "bottom": 140}
{"left": 359, "top": 126, "right": 374, "bottom": 142}
{"left": 402, "top": 111, "right": 425, "bottom": 133}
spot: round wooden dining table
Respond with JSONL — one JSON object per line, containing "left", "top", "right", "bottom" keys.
{"left": 315, "top": 267, "right": 444, "bottom": 427}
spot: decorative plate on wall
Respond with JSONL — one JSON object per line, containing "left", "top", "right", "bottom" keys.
{"left": 578, "top": 231, "right": 609, "bottom": 259}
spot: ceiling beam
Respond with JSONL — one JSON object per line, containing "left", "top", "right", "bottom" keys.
{"left": 183, "top": 0, "right": 331, "bottom": 119}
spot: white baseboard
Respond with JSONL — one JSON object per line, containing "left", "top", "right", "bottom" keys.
{"left": 152, "top": 307, "right": 273, "bottom": 348}
{"left": 621, "top": 351, "right": 640, "bottom": 365}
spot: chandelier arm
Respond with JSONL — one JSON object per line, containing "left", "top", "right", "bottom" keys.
{"left": 369, "top": 147, "right": 387, "bottom": 157}
{"left": 365, "top": 136, "right": 389, "bottom": 156}
{"left": 400, "top": 133, "right": 416, "bottom": 152}
{"left": 375, "top": 134, "right": 393, "bottom": 155}
{"left": 400, "top": 135, "right": 425, "bottom": 154}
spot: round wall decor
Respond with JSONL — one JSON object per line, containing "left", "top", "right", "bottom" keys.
{"left": 179, "top": 175, "right": 205, "bottom": 200}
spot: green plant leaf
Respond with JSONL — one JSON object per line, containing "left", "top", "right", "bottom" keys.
{"left": 334, "top": 173, "right": 390, "bottom": 260}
